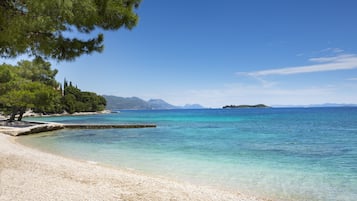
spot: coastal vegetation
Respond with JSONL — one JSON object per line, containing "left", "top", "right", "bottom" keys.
{"left": 0, "top": 58, "right": 62, "bottom": 120}
{"left": 223, "top": 104, "right": 269, "bottom": 109}
{"left": 0, "top": 59, "right": 106, "bottom": 121}
{"left": 0, "top": 0, "right": 141, "bottom": 121}
{"left": 62, "top": 80, "right": 106, "bottom": 114}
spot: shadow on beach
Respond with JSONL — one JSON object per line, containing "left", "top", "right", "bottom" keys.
{"left": 0, "top": 120, "right": 44, "bottom": 128}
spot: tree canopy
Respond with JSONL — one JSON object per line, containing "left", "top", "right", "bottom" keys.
{"left": 0, "top": 0, "right": 140, "bottom": 61}
{"left": 0, "top": 59, "right": 106, "bottom": 121}
{"left": 0, "top": 58, "right": 62, "bottom": 120}
{"left": 62, "top": 79, "right": 106, "bottom": 114}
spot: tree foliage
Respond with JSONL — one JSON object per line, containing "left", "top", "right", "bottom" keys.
{"left": 0, "top": 59, "right": 107, "bottom": 120}
{"left": 0, "top": 58, "right": 62, "bottom": 120}
{"left": 62, "top": 80, "right": 106, "bottom": 114}
{"left": 0, "top": 0, "right": 140, "bottom": 61}
{"left": 16, "top": 58, "right": 59, "bottom": 87}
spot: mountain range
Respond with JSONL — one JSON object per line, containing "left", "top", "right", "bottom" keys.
{"left": 103, "top": 95, "right": 204, "bottom": 110}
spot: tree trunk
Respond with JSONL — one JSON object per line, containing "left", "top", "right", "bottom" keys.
{"left": 9, "top": 108, "right": 18, "bottom": 122}
{"left": 17, "top": 108, "right": 26, "bottom": 121}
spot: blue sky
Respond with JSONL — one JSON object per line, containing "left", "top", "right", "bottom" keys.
{"left": 3, "top": 0, "right": 357, "bottom": 107}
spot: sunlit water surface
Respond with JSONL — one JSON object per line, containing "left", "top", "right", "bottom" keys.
{"left": 20, "top": 108, "right": 357, "bottom": 201}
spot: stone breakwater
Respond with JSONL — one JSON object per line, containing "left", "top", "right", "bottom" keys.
{"left": 0, "top": 122, "right": 64, "bottom": 136}
{"left": 0, "top": 121, "right": 156, "bottom": 136}
{"left": 64, "top": 124, "right": 157, "bottom": 129}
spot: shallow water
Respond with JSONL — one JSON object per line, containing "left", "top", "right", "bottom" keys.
{"left": 21, "top": 108, "right": 357, "bottom": 201}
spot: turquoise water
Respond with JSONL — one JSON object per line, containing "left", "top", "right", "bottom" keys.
{"left": 20, "top": 108, "right": 357, "bottom": 201}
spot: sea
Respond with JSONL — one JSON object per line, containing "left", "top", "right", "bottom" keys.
{"left": 20, "top": 108, "right": 357, "bottom": 201}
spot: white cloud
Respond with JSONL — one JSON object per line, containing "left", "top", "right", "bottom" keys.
{"left": 237, "top": 54, "right": 357, "bottom": 77}
{"left": 308, "top": 54, "right": 354, "bottom": 63}
{"left": 182, "top": 53, "right": 357, "bottom": 107}
{"left": 319, "top": 47, "right": 344, "bottom": 54}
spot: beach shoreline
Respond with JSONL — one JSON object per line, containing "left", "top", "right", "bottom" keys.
{"left": 0, "top": 133, "right": 263, "bottom": 201}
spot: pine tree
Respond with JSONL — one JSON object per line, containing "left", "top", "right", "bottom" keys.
{"left": 0, "top": 0, "right": 140, "bottom": 61}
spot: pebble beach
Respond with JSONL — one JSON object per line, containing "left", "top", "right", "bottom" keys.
{"left": 0, "top": 133, "right": 261, "bottom": 201}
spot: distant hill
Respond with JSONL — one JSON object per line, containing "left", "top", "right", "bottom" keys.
{"left": 147, "top": 99, "right": 177, "bottom": 109}
{"left": 103, "top": 96, "right": 150, "bottom": 110}
{"left": 182, "top": 104, "right": 204, "bottom": 109}
{"left": 103, "top": 95, "right": 204, "bottom": 110}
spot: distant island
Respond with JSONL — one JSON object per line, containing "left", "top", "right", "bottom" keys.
{"left": 223, "top": 104, "right": 269, "bottom": 109}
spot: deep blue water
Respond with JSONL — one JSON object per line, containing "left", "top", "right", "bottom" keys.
{"left": 21, "top": 108, "right": 357, "bottom": 201}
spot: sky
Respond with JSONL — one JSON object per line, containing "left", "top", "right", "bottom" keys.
{"left": 3, "top": 0, "right": 357, "bottom": 108}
